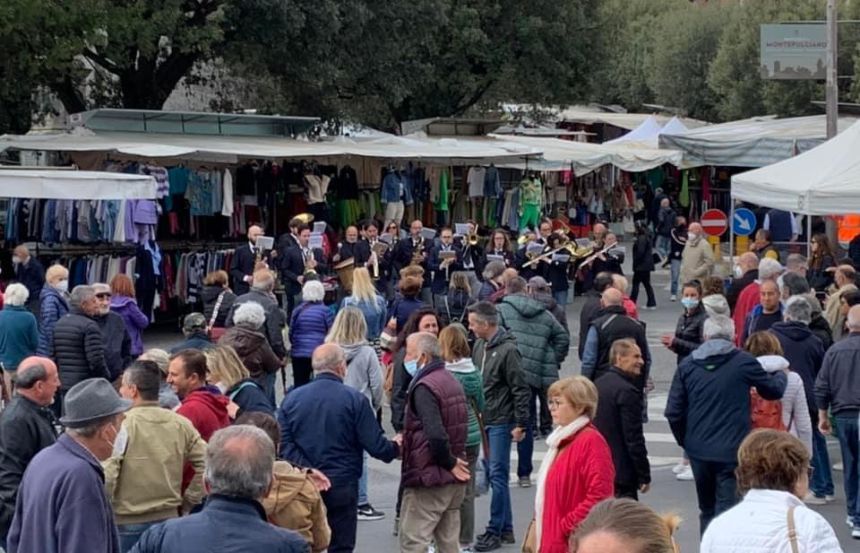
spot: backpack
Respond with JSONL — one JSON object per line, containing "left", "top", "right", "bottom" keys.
{"left": 750, "top": 388, "right": 786, "bottom": 431}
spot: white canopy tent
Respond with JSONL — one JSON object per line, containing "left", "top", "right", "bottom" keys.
{"left": 731, "top": 120, "right": 860, "bottom": 216}
{"left": 0, "top": 169, "right": 157, "bottom": 200}
{"left": 0, "top": 130, "right": 542, "bottom": 165}
{"left": 605, "top": 116, "right": 690, "bottom": 149}
{"left": 487, "top": 134, "right": 684, "bottom": 175}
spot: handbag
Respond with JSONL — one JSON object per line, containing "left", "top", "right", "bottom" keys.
{"left": 521, "top": 519, "right": 537, "bottom": 553}
{"left": 207, "top": 291, "right": 227, "bottom": 341}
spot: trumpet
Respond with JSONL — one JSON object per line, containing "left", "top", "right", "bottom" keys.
{"left": 410, "top": 237, "right": 425, "bottom": 266}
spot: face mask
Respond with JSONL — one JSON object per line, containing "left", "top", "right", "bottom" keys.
{"left": 11, "top": 256, "right": 21, "bottom": 265}
{"left": 404, "top": 359, "right": 419, "bottom": 377}
{"left": 55, "top": 279, "right": 69, "bottom": 293}
{"left": 103, "top": 423, "right": 123, "bottom": 456}
{"left": 681, "top": 298, "right": 700, "bottom": 310}
{"left": 734, "top": 265, "right": 743, "bottom": 278}
{"left": 687, "top": 232, "right": 698, "bottom": 241}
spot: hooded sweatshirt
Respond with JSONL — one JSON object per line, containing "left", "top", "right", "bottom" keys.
{"left": 446, "top": 358, "right": 485, "bottom": 448}
{"left": 756, "top": 355, "right": 812, "bottom": 454}
{"left": 109, "top": 295, "right": 149, "bottom": 356}
{"left": 262, "top": 460, "right": 331, "bottom": 552}
{"left": 176, "top": 386, "right": 230, "bottom": 441}
{"left": 665, "top": 339, "right": 787, "bottom": 463}
{"left": 342, "top": 343, "right": 384, "bottom": 411}
{"left": 769, "top": 320, "right": 825, "bottom": 425}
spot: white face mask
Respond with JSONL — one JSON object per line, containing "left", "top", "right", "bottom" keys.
{"left": 11, "top": 256, "right": 22, "bottom": 265}
{"left": 734, "top": 265, "right": 743, "bottom": 278}
{"left": 55, "top": 279, "right": 69, "bottom": 293}
{"left": 687, "top": 232, "right": 698, "bottom": 241}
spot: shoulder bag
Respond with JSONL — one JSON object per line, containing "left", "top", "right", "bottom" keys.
{"left": 207, "top": 291, "right": 227, "bottom": 342}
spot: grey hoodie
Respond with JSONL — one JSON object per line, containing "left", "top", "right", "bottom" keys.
{"left": 342, "top": 343, "right": 384, "bottom": 411}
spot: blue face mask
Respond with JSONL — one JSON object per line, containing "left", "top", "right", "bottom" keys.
{"left": 404, "top": 359, "right": 419, "bottom": 377}
{"left": 681, "top": 298, "right": 700, "bottom": 310}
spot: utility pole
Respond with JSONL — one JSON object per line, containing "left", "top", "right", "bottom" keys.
{"left": 826, "top": 0, "right": 838, "bottom": 138}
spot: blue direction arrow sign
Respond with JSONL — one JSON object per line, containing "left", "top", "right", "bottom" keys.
{"left": 733, "top": 208, "right": 757, "bottom": 237}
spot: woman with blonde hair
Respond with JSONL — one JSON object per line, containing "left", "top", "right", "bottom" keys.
{"left": 36, "top": 264, "right": 69, "bottom": 356}
{"left": 439, "top": 326, "right": 484, "bottom": 550}
{"left": 205, "top": 344, "right": 273, "bottom": 417}
{"left": 529, "top": 376, "right": 614, "bottom": 553}
{"left": 325, "top": 306, "right": 384, "bottom": 519}
{"left": 701, "top": 430, "right": 842, "bottom": 551}
{"left": 341, "top": 267, "right": 388, "bottom": 341}
{"left": 570, "top": 498, "right": 681, "bottom": 553}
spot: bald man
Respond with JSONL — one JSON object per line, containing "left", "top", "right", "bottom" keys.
{"left": 0, "top": 357, "right": 60, "bottom": 542}
{"left": 581, "top": 288, "right": 651, "bottom": 390}
{"left": 726, "top": 252, "right": 760, "bottom": 311}
{"left": 230, "top": 225, "right": 266, "bottom": 295}
{"left": 679, "top": 222, "right": 715, "bottom": 286}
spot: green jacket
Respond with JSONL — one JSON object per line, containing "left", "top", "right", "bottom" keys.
{"left": 497, "top": 294, "right": 570, "bottom": 388}
{"left": 472, "top": 329, "right": 530, "bottom": 428}
{"left": 446, "top": 358, "right": 485, "bottom": 447}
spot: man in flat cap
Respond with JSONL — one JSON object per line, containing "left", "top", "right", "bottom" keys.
{"left": 8, "top": 378, "right": 132, "bottom": 553}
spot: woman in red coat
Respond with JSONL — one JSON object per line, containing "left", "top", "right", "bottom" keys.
{"left": 532, "top": 376, "right": 615, "bottom": 553}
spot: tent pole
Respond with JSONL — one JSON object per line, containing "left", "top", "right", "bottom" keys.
{"left": 729, "top": 201, "right": 735, "bottom": 262}
{"left": 807, "top": 211, "right": 812, "bottom": 259}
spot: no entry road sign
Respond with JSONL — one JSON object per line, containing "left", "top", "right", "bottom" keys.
{"left": 701, "top": 209, "right": 728, "bottom": 237}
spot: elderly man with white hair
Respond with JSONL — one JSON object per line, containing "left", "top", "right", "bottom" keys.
{"left": 733, "top": 257, "right": 784, "bottom": 346}
{"left": 0, "top": 284, "right": 39, "bottom": 392}
{"left": 398, "top": 332, "right": 469, "bottom": 553}
{"left": 227, "top": 269, "right": 287, "bottom": 359}
{"left": 219, "top": 302, "right": 281, "bottom": 400}
{"left": 679, "top": 222, "right": 715, "bottom": 287}
{"left": 278, "top": 343, "right": 400, "bottom": 552}
{"left": 665, "top": 315, "right": 787, "bottom": 536}
{"left": 815, "top": 304, "right": 860, "bottom": 537}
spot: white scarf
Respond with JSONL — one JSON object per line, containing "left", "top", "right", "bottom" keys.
{"left": 534, "top": 415, "right": 590, "bottom": 548}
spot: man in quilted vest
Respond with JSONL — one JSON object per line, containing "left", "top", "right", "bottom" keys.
{"left": 399, "top": 332, "right": 470, "bottom": 553}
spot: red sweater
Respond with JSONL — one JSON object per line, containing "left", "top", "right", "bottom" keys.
{"left": 539, "top": 425, "right": 615, "bottom": 553}
{"left": 733, "top": 282, "right": 760, "bottom": 346}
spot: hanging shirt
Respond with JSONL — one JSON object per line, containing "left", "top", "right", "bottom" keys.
{"left": 467, "top": 167, "right": 486, "bottom": 197}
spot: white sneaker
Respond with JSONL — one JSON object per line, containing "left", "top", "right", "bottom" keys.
{"left": 804, "top": 493, "right": 827, "bottom": 505}
{"left": 852, "top": 527, "right": 860, "bottom": 539}
{"left": 670, "top": 295, "right": 677, "bottom": 302}
{"left": 672, "top": 461, "right": 687, "bottom": 474}
{"left": 676, "top": 465, "right": 695, "bottom": 481}
{"left": 847, "top": 516, "right": 854, "bottom": 528}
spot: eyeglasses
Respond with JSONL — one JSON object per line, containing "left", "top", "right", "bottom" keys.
{"left": 548, "top": 399, "right": 567, "bottom": 409}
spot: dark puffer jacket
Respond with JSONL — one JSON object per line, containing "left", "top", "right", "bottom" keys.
{"left": 52, "top": 308, "right": 110, "bottom": 390}
{"left": 497, "top": 294, "right": 570, "bottom": 389}
{"left": 671, "top": 306, "right": 707, "bottom": 365}
{"left": 219, "top": 325, "right": 281, "bottom": 380}
{"left": 201, "top": 285, "right": 237, "bottom": 328}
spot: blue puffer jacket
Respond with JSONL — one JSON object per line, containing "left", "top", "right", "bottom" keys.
{"left": 131, "top": 495, "right": 309, "bottom": 553}
{"left": 289, "top": 302, "right": 333, "bottom": 358}
{"left": 665, "top": 339, "right": 787, "bottom": 464}
{"left": 36, "top": 286, "right": 68, "bottom": 357}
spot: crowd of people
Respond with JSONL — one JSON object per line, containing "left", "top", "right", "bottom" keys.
{"left": 0, "top": 206, "right": 856, "bottom": 553}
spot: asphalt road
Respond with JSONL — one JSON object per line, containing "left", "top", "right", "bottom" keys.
{"left": 143, "top": 255, "right": 856, "bottom": 552}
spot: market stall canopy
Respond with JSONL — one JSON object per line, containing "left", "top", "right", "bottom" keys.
{"left": 659, "top": 115, "right": 860, "bottom": 168}
{"left": 554, "top": 108, "right": 707, "bottom": 131}
{"left": 0, "top": 130, "right": 542, "bottom": 165}
{"left": 0, "top": 169, "right": 157, "bottom": 200}
{"left": 487, "top": 134, "right": 683, "bottom": 175}
{"left": 605, "top": 116, "right": 664, "bottom": 145}
{"left": 731, "top": 120, "right": 860, "bottom": 215}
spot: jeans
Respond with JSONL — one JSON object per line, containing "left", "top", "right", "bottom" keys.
{"left": 630, "top": 270, "right": 656, "bottom": 307}
{"left": 670, "top": 259, "right": 681, "bottom": 296}
{"left": 835, "top": 416, "right": 860, "bottom": 525}
{"left": 688, "top": 457, "right": 739, "bottom": 535}
{"left": 322, "top": 480, "right": 360, "bottom": 553}
{"left": 811, "top": 428, "right": 835, "bottom": 497}
{"left": 485, "top": 424, "right": 514, "bottom": 536}
{"left": 656, "top": 235, "right": 670, "bottom": 258}
{"left": 552, "top": 289, "right": 568, "bottom": 307}
{"left": 119, "top": 521, "right": 164, "bottom": 553}
{"left": 358, "top": 452, "right": 369, "bottom": 506}
{"left": 460, "top": 444, "right": 480, "bottom": 545}
{"left": 517, "top": 385, "right": 548, "bottom": 478}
